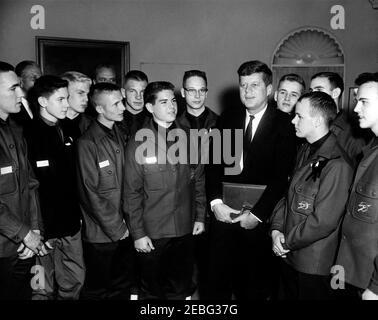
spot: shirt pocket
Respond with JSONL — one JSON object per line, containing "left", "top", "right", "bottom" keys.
{"left": 98, "top": 164, "right": 118, "bottom": 193}
{"left": 350, "top": 182, "right": 378, "bottom": 224}
{"left": 291, "top": 184, "right": 316, "bottom": 216}
{"left": 0, "top": 163, "right": 17, "bottom": 196}
{"left": 143, "top": 164, "right": 166, "bottom": 191}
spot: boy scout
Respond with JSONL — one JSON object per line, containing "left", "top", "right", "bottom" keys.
{"left": 26, "top": 75, "right": 84, "bottom": 300}
{"left": 335, "top": 72, "right": 378, "bottom": 300}
{"left": 0, "top": 61, "right": 43, "bottom": 300}
{"left": 77, "top": 82, "right": 134, "bottom": 300}
{"left": 270, "top": 91, "right": 353, "bottom": 299}
{"left": 124, "top": 81, "right": 206, "bottom": 299}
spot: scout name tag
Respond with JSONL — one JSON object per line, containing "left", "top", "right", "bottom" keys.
{"left": 0, "top": 166, "right": 13, "bottom": 175}
{"left": 99, "top": 160, "right": 110, "bottom": 168}
{"left": 36, "top": 160, "right": 49, "bottom": 167}
{"left": 145, "top": 156, "right": 157, "bottom": 164}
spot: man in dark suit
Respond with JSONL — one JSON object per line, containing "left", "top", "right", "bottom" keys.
{"left": 11, "top": 60, "right": 42, "bottom": 127}
{"left": 206, "top": 60, "right": 297, "bottom": 300}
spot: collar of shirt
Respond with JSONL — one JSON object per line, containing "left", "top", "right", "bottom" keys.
{"left": 21, "top": 97, "right": 33, "bottom": 119}
{"left": 371, "top": 137, "right": 378, "bottom": 149}
{"left": 152, "top": 120, "right": 176, "bottom": 133}
{"left": 96, "top": 119, "right": 116, "bottom": 140}
{"left": 40, "top": 115, "right": 58, "bottom": 127}
{"left": 152, "top": 120, "right": 178, "bottom": 146}
{"left": 124, "top": 109, "right": 139, "bottom": 119}
{"left": 185, "top": 108, "right": 208, "bottom": 129}
{"left": 0, "top": 116, "right": 10, "bottom": 126}
{"left": 244, "top": 104, "right": 267, "bottom": 140}
{"left": 308, "top": 131, "right": 331, "bottom": 159}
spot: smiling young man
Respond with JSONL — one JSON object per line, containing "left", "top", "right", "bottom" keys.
{"left": 274, "top": 73, "right": 305, "bottom": 115}
{"left": 270, "top": 91, "right": 353, "bottom": 300}
{"left": 206, "top": 60, "right": 297, "bottom": 300}
{"left": 118, "top": 70, "right": 149, "bottom": 141}
{"left": 335, "top": 72, "right": 378, "bottom": 300}
{"left": 124, "top": 81, "right": 206, "bottom": 299}
{"left": 26, "top": 75, "right": 84, "bottom": 300}
{"left": 77, "top": 82, "right": 135, "bottom": 300}
{"left": 0, "top": 61, "right": 43, "bottom": 300}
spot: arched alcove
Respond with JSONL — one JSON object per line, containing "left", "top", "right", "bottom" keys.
{"left": 271, "top": 27, "right": 347, "bottom": 109}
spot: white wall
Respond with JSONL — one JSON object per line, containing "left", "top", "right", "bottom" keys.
{"left": 0, "top": 0, "right": 377, "bottom": 113}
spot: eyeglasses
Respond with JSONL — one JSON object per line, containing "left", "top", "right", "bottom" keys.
{"left": 184, "top": 88, "right": 208, "bottom": 96}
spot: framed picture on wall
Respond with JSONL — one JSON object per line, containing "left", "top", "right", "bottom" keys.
{"left": 348, "top": 86, "right": 358, "bottom": 112}
{"left": 36, "top": 36, "right": 129, "bottom": 86}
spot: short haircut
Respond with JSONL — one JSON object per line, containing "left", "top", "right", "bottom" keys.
{"left": 183, "top": 70, "right": 207, "bottom": 87}
{"left": 124, "top": 70, "right": 148, "bottom": 84}
{"left": 311, "top": 72, "right": 344, "bottom": 95}
{"left": 89, "top": 82, "right": 121, "bottom": 110}
{"left": 237, "top": 60, "right": 272, "bottom": 86}
{"left": 94, "top": 63, "right": 116, "bottom": 76}
{"left": 60, "top": 71, "right": 92, "bottom": 85}
{"left": 15, "top": 60, "right": 39, "bottom": 77}
{"left": 0, "top": 61, "right": 14, "bottom": 74}
{"left": 144, "top": 81, "right": 175, "bottom": 105}
{"left": 298, "top": 91, "right": 337, "bottom": 127}
{"left": 30, "top": 75, "right": 68, "bottom": 108}
{"left": 277, "top": 73, "right": 306, "bottom": 93}
{"left": 354, "top": 72, "right": 378, "bottom": 86}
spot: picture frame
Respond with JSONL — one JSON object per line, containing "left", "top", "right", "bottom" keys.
{"left": 36, "top": 36, "right": 129, "bottom": 86}
{"left": 348, "top": 86, "right": 358, "bottom": 112}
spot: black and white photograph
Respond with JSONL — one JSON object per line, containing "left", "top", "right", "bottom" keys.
{"left": 0, "top": 0, "right": 378, "bottom": 316}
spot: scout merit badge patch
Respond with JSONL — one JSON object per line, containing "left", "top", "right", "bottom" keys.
{"left": 298, "top": 200, "right": 311, "bottom": 211}
{"left": 357, "top": 202, "right": 371, "bottom": 213}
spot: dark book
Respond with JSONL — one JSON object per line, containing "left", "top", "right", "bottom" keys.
{"left": 222, "top": 182, "right": 266, "bottom": 219}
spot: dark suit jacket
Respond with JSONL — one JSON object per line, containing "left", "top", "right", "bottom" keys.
{"left": 207, "top": 104, "right": 297, "bottom": 222}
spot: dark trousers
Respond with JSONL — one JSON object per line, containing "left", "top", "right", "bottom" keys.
{"left": 192, "top": 230, "right": 210, "bottom": 298}
{"left": 278, "top": 260, "right": 335, "bottom": 300}
{"left": 32, "top": 230, "right": 85, "bottom": 300}
{"left": 81, "top": 237, "right": 136, "bottom": 300}
{"left": 138, "top": 234, "right": 194, "bottom": 300}
{"left": 0, "top": 254, "right": 35, "bottom": 300}
{"left": 206, "top": 218, "right": 277, "bottom": 300}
